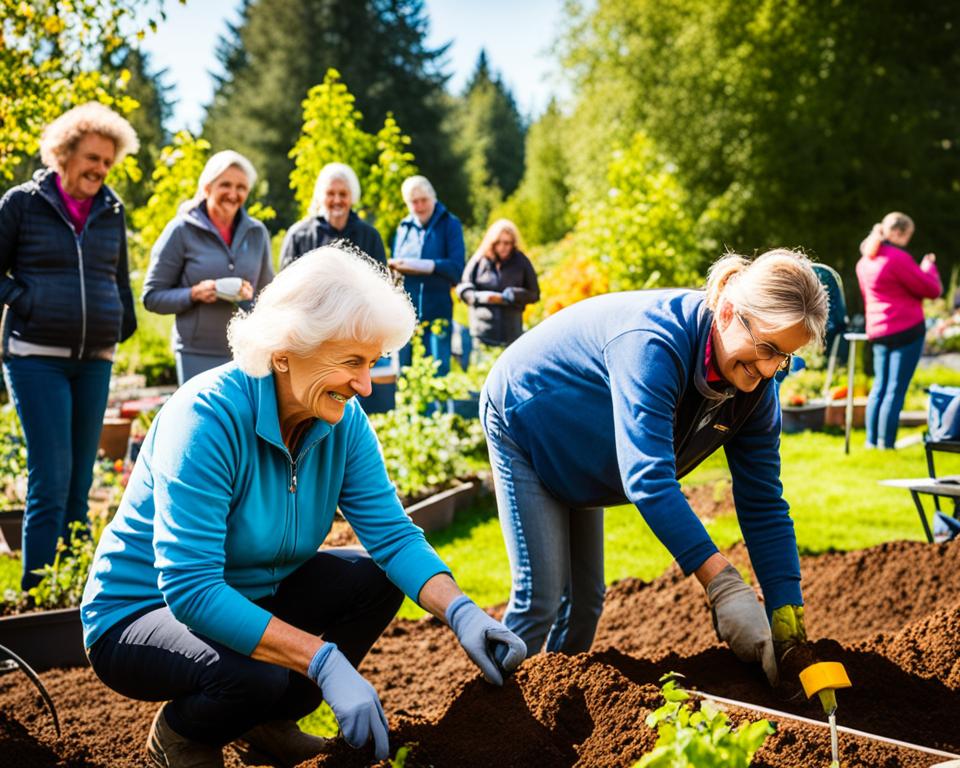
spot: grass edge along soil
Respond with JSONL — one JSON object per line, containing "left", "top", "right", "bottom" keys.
{"left": 1, "top": 538, "right": 958, "bottom": 767}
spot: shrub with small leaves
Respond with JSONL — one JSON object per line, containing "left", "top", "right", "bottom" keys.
{"left": 0, "top": 406, "right": 27, "bottom": 512}
{"left": 28, "top": 510, "right": 108, "bottom": 610}
{"left": 634, "top": 675, "right": 774, "bottom": 768}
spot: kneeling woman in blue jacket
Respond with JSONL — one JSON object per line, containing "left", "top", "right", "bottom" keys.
{"left": 81, "top": 247, "right": 525, "bottom": 767}
{"left": 481, "top": 249, "right": 827, "bottom": 685}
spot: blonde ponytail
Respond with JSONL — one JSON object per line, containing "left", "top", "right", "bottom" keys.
{"left": 705, "top": 254, "right": 750, "bottom": 310}
{"left": 706, "top": 248, "right": 828, "bottom": 346}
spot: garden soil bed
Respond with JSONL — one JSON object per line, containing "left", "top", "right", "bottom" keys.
{"left": 1, "top": 538, "right": 958, "bottom": 767}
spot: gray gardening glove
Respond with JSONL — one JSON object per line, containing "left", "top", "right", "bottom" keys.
{"left": 445, "top": 595, "right": 527, "bottom": 685}
{"left": 706, "top": 565, "right": 778, "bottom": 685}
{"left": 307, "top": 642, "right": 389, "bottom": 760}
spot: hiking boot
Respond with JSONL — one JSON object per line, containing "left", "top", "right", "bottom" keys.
{"left": 146, "top": 705, "right": 225, "bottom": 768}
{"left": 233, "top": 720, "right": 332, "bottom": 767}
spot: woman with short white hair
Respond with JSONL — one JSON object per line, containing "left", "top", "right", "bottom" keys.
{"left": 390, "top": 174, "right": 464, "bottom": 375}
{"left": 82, "top": 246, "right": 525, "bottom": 767}
{"left": 482, "top": 249, "right": 827, "bottom": 686}
{"left": 143, "top": 150, "right": 274, "bottom": 385}
{"left": 279, "top": 162, "right": 386, "bottom": 270}
{"left": 0, "top": 101, "right": 139, "bottom": 591}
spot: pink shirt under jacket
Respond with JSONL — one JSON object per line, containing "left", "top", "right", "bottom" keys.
{"left": 856, "top": 242, "right": 941, "bottom": 340}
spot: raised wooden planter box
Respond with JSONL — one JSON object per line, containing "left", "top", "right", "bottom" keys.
{"left": 0, "top": 607, "right": 88, "bottom": 672}
{"left": 825, "top": 397, "right": 868, "bottom": 428}
{"left": 406, "top": 482, "right": 479, "bottom": 533}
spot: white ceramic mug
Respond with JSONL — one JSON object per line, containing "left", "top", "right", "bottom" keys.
{"left": 215, "top": 276, "right": 243, "bottom": 301}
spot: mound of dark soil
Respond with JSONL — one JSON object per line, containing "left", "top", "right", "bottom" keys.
{"left": 1, "top": 538, "right": 957, "bottom": 767}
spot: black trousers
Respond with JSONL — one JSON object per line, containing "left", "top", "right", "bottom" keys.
{"left": 88, "top": 548, "right": 404, "bottom": 745}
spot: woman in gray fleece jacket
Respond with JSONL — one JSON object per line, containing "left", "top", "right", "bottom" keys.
{"left": 143, "top": 151, "right": 274, "bottom": 384}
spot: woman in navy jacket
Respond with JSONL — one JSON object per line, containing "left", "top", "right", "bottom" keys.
{"left": 390, "top": 175, "right": 464, "bottom": 375}
{"left": 279, "top": 162, "right": 386, "bottom": 269}
{"left": 481, "top": 249, "right": 828, "bottom": 685}
{"left": 0, "top": 102, "right": 138, "bottom": 590}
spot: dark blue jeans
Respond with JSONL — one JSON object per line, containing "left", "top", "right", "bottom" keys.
{"left": 865, "top": 334, "right": 925, "bottom": 448}
{"left": 87, "top": 549, "right": 404, "bottom": 745}
{"left": 3, "top": 355, "right": 113, "bottom": 590}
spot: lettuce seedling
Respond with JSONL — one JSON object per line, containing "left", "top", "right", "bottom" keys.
{"left": 634, "top": 675, "right": 774, "bottom": 768}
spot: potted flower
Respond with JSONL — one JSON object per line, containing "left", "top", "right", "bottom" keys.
{"left": 779, "top": 370, "right": 827, "bottom": 433}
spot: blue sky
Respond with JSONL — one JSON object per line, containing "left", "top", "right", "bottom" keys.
{"left": 140, "top": 0, "right": 566, "bottom": 133}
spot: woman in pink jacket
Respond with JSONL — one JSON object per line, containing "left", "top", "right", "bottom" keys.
{"left": 856, "top": 212, "right": 941, "bottom": 449}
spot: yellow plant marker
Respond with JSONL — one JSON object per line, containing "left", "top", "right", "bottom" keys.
{"left": 800, "top": 662, "right": 852, "bottom": 767}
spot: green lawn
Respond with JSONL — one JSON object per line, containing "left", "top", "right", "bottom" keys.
{"left": 399, "top": 425, "right": 942, "bottom": 618}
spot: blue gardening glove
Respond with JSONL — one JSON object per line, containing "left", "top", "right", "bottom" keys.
{"left": 307, "top": 643, "right": 389, "bottom": 760}
{"left": 501, "top": 286, "right": 516, "bottom": 304}
{"left": 706, "top": 565, "right": 778, "bottom": 686}
{"left": 445, "top": 595, "right": 527, "bottom": 685}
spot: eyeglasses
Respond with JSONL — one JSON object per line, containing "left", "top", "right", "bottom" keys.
{"left": 494, "top": 239, "right": 515, "bottom": 248}
{"left": 736, "top": 312, "right": 792, "bottom": 372}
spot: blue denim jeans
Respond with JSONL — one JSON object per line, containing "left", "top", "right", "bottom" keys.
{"left": 87, "top": 549, "right": 403, "bottom": 745}
{"left": 481, "top": 393, "right": 605, "bottom": 656}
{"left": 3, "top": 355, "right": 113, "bottom": 590}
{"left": 399, "top": 323, "right": 452, "bottom": 377}
{"left": 865, "top": 334, "right": 925, "bottom": 448}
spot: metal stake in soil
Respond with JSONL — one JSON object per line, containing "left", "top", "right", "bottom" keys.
{"left": 0, "top": 642, "right": 61, "bottom": 738}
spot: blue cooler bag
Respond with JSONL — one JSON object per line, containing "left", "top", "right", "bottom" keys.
{"left": 928, "top": 384, "right": 960, "bottom": 441}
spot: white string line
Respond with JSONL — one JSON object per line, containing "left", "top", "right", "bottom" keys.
{"left": 687, "top": 689, "right": 960, "bottom": 760}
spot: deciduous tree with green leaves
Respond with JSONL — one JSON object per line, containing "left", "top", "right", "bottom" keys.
{"left": 202, "top": 0, "right": 461, "bottom": 226}
{"left": 0, "top": 0, "right": 181, "bottom": 181}
{"left": 495, "top": 100, "right": 574, "bottom": 246}
{"left": 289, "top": 69, "right": 416, "bottom": 250}
{"left": 559, "top": 0, "right": 960, "bottom": 289}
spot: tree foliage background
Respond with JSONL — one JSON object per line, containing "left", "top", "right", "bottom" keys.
{"left": 509, "top": 0, "right": 960, "bottom": 314}
{"left": 202, "top": 0, "right": 464, "bottom": 227}
{"left": 3, "top": 0, "right": 959, "bottom": 347}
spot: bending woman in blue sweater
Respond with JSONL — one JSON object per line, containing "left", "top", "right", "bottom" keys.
{"left": 81, "top": 246, "right": 524, "bottom": 767}
{"left": 481, "top": 249, "right": 827, "bottom": 685}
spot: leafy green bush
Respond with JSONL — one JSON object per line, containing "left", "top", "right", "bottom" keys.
{"left": 575, "top": 133, "right": 703, "bottom": 293}
{"left": 28, "top": 503, "right": 111, "bottom": 610}
{"left": 634, "top": 675, "right": 773, "bottom": 768}
{"left": 0, "top": 406, "right": 27, "bottom": 512}
{"left": 369, "top": 325, "right": 488, "bottom": 501}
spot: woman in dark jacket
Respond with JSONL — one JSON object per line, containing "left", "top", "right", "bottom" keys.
{"left": 457, "top": 219, "right": 539, "bottom": 349}
{"left": 0, "top": 102, "right": 139, "bottom": 590}
{"left": 279, "top": 162, "right": 386, "bottom": 269}
{"left": 143, "top": 151, "right": 274, "bottom": 385}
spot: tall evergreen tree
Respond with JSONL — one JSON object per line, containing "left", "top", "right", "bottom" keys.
{"left": 497, "top": 100, "right": 573, "bottom": 245}
{"left": 202, "top": 0, "right": 464, "bottom": 227}
{"left": 452, "top": 50, "right": 526, "bottom": 227}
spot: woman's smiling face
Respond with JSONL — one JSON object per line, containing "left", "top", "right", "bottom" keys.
{"left": 279, "top": 338, "right": 383, "bottom": 424}
{"left": 712, "top": 300, "right": 809, "bottom": 392}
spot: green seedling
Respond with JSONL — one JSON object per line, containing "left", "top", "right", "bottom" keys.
{"left": 634, "top": 674, "right": 774, "bottom": 768}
